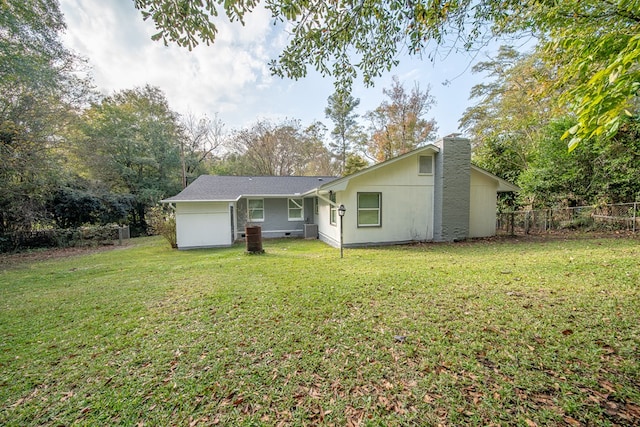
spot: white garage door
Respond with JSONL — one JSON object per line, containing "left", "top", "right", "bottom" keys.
{"left": 175, "top": 202, "right": 232, "bottom": 249}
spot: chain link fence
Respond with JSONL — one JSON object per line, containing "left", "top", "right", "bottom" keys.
{"left": 497, "top": 203, "right": 639, "bottom": 235}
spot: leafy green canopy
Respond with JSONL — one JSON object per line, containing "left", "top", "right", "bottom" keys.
{"left": 0, "top": 0, "right": 92, "bottom": 232}
{"left": 75, "top": 86, "right": 183, "bottom": 229}
{"left": 134, "top": 0, "right": 639, "bottom": 150}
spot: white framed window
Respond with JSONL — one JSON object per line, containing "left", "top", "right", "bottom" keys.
{"left": 418, "top": 155, "right": 433, "bottom": 175}
{"left": 314, "top": 197, "right": 319, "bottom": 215}
{"left": 357, "top": 192, "right": 381, "bottom": 227}
{"left": 288, "top": 198, "right": 304, "bottom": 221}
{"left": 329, "top": 192, "right": 337, "bottom": 226}
{"left": 247, "top": 198, "right": 264, "bottom": 222}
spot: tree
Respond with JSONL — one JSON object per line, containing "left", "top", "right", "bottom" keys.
{"left": 366, "top": 76, "right": 437, "bottom": 162}
{"left": 460, "top": 46, "right": 559, "bottom": 183}
{"left": 179, "top": 112, "right": 225, "bottom": 188}
{"left": 343, "top": 153, "right": 368, "bottom": 176}
{"left": 324, "top": 92, "right": 364, "bottom": 174}
{"left": 519, "top": 117, "right": 640, "bottom": 207}
{"left": 75, "top": 86, "right": 182, "bottom": 231}
{"left": 517, "top": 119, "right": 598, "bottom": 208}
{"left": 0, "top": 0, "right": 93, "bottom": 233}
{"left": 134, "top": 0, "right": 640, "bottom": 150}
{"left": 230, "top": 119, "right": 333, "bottom": 176}
{"left": 539, "top": 1, "right": 640, "bottom": 150}
{"left": 300, "top": 121, "right": 336, "bottom": 176}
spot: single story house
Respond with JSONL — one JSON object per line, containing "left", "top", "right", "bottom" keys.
{"left": 161, "top": 136, "right": 519, "bottom": 249}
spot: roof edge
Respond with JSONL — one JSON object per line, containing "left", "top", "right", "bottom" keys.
{"left": 470, "top": 165, "right": 520, "bottom": 192}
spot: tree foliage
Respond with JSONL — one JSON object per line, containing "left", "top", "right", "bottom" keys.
{"left": 324, "top": 92, "right": 365, "bottom": 174}
{"left": 539, "top": 0, "right": 640, "bottom": 150}
{"left": 460, "top": 46, "right": 559, "bottom": 183}
{"left": 75, "top": 85, "right": 182, "bottom": 229}
{"left": 0, "top": 0, "right": 92, "bottom": 233}
{"left": 463, "top": 45, "right": 640, "bottom": 207}
{"left": 134, "top": 0, "right": 640, "bottom": 150}
{"left": 366, "top": 76, "right": 437, "bottom": 162}
{"left": 519, "top": 117, "right": 640, "bottom": 207}
{"left": 343, "top": 153, "right": 369, "bottom": 176}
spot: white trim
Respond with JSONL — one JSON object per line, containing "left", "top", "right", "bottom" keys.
{"left": 329, "top": 192, "right": 337, "bottom": 226}
{"left": 247, "top": 198, "right": 265, "bottom": 222}
{"left": 287, "top": 198, "right": 304, "bottom": 221}
{"left": 357, "top": 192, "right": 382, "bottom": 227}
{"left": 418, "top": 154, "right": 434, "bottom": 175}
{"left": 261, "top": 229, "right": 306, "bottom": 234}
{"left": 161, "top": 198, "right": 236, "bottom": 203}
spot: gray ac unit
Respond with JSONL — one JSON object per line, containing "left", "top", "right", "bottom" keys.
{"left": 304, "top": 224, "right": 318, "bottom": 239}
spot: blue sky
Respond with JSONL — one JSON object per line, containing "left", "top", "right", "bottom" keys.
{"left": 59, "top": 0, "right": 512, "bottom": 139}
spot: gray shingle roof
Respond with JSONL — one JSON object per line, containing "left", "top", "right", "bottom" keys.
{"left": 162, "top": 175, "right": 339, "bottom": 202}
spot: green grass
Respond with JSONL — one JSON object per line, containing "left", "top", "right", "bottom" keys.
{"left": 1, "top": 236, "right": 639, "bottom": 426}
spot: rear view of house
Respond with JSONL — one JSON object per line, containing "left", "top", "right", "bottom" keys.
{"left": 162, "top": 137, "right": 518, "bottom": 249}
{"left": 162, "top": 176, "right": 337, "bottom": 249}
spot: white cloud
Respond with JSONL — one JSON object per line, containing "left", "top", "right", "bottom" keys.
{"left": 60, "top": 0, "right": 284, "bottom": 127}
{"left": 59, "top": 0, "right": 492, "bottom": 136}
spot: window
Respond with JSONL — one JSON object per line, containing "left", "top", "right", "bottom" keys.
{"left": 357, "top": 192, "right": 381, "bottom": 227}
{"left": 247, "top": 199, "right": 264, "bottom": 222}
{"left": 329, "top": 192, "right": 337, "bottom": 225}
{"left": 288, "top": 198, "right": 304, "bottom": 221}
{"left": 314, "top": 197, "right": 319, "bottom": 215}
{"left": 418, "top": 155, "right": 433, "bottom": 175}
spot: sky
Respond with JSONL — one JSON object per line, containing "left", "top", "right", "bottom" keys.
{"left": 59, "top": 0, "right": 507, "bottom": 139}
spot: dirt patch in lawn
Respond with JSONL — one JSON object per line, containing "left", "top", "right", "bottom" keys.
{"left": 0, "top": 242, "right": 133, "bottom": 268}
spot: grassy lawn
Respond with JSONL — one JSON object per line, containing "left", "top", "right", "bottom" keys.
{"left": 1, "top": 236, "right": 639, "bottom": 426}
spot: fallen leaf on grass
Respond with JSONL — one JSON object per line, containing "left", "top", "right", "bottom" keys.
{"left": 423, "top": 393, "right": 441, "bottom": 403}
{"left": 345, "top": 405, "right": 365, "bottom": 427}
{"left": 11, "top": 397, "right": 25, "bottom": 407}
{"left": 564, "top": 416, "right": 581, "bottom": 426}
{"left": 378, "top": 395, "right": 391, "bottom": 410}
{"left": 626, "top": 402, "right": 640, "bottom": 417}
{"left": 382, "top": 379, "right": 394, "bottom": 390}
{"left": 562, "top": 329, "right": 574, "bottom": 336}
{"left": 599, "top": 380, "right": 616, "bottom": 393}
{"left": 525, "top": 419, "right": 538, "bottom": 427}
{"left": 189, "top": 416, "right": 210, "bottom": 426}
{"left": 60, "top": 391, "right": 74, "bottom": 402}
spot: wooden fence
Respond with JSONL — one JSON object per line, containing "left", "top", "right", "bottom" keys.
{"left": 0, "top": 225, "right": 130, "bottom": 253}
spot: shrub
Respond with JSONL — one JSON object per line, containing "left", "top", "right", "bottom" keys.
{"left": 147, "top": 206, "right": 177, "bottom": 248}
